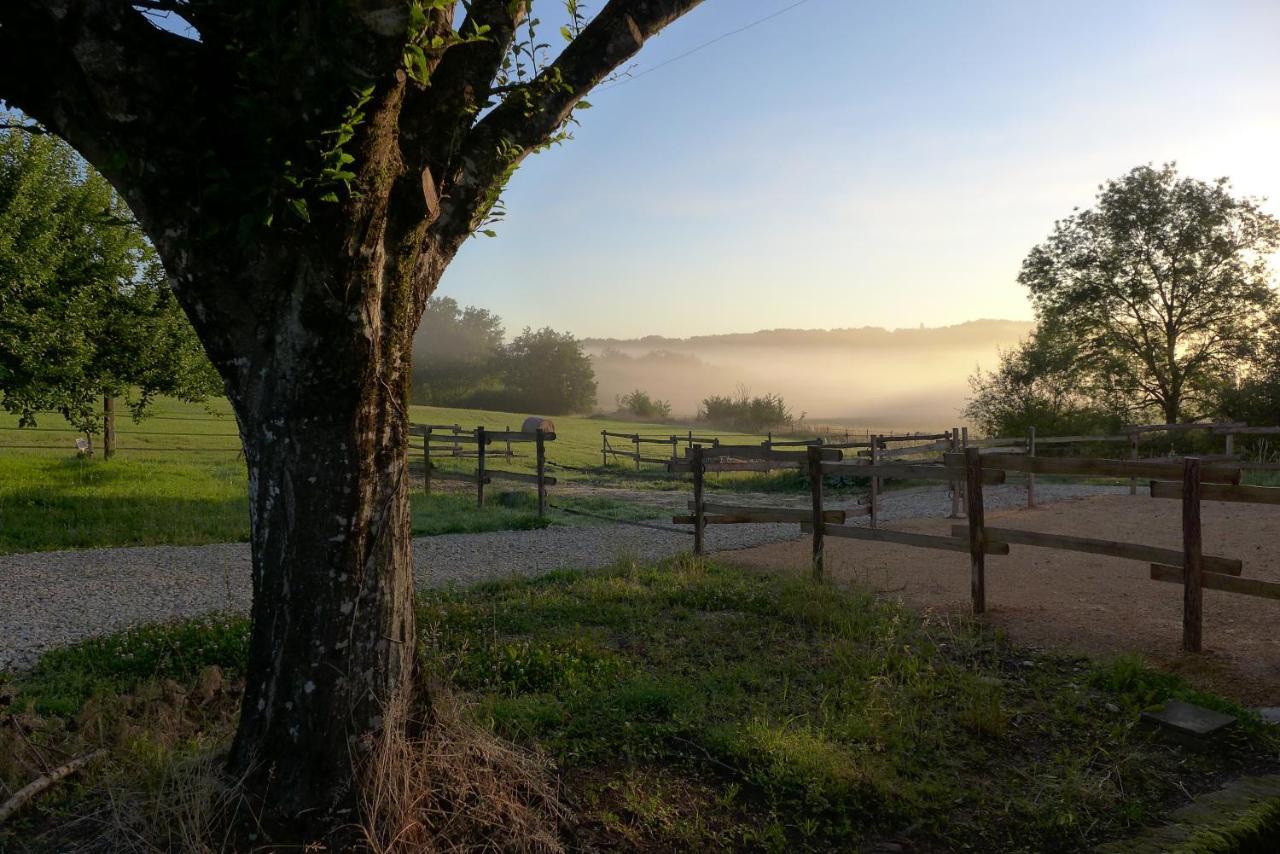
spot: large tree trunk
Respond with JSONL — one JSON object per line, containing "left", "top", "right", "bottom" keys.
{"left": 215, "top": 225, "right": 437, "bottom": 830}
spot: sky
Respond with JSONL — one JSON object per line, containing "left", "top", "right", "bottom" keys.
{"left": 435, "top": 0, "right": 1280, "bottom": 339}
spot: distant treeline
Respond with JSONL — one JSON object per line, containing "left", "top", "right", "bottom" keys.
{"left": 411, "top": 298, "right": 596, "bottom": 415}
{"left": 583, "top": 319, "right": 1035, "bottom": 352}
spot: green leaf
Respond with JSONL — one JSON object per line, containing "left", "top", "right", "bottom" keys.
{"left": 287, "top": 198, "right": 310, "bottom": 223}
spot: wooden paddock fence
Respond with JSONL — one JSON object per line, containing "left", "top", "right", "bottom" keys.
{"left": 411, "top": 425, "right": 556, "bottom": 515}
{"left": 672, "top": 445, "right": 1279, "bottom": 654}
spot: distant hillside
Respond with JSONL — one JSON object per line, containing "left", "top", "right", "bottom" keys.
{"left": 583, "top": 319, "right": 1034, "bottom": 352}
{"left": 584, "top": 320, "right": 1035, "bottom": 427}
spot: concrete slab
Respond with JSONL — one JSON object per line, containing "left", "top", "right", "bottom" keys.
{"left": 1141, "top": 699, "right": 1237, "bottom": 737}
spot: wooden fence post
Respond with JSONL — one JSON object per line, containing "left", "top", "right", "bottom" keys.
{"left": 424, "top": 428, "right": 432, "bottom": 495}
{"left": 692, "top": 445, "right": 706, "bottom": 557}
{"left": 476, "top": 426, "right": 486, "bottom": 509}
{"left": 103, "top": 396, "right": 116, "bottom": 460}
{"left": 965, "top": 446, "right": 986, "bottom": 614}
{"left": 601, "top": 430, "right": 608, "bottom": 467}
{"left": 536, "top": 429, "right": 547, "bottom": 517}
{"left": 1182, "top": 457, "right": 1203, "bottom": 653}
{"left": 869, "top": 434, "right": 880, "bottom": 529}
{"left": 808, "top": 445, "right": 824, "bottom": 581}
{"left": 949, "top": 426, "right": 963, "bottom": 519}
{"left": 633, "top": 434, "right": 641, "bottom": 470}
{"left": 1027, "top": 425, "right": 1036, "bottom": 508}
{"left": 670, "top": 435, "right": 678, "bottom": 463}
{"left": 1225, "top": 431, "right": 1235, "bottom": 458}
{"left": 1130, "top": 432, "right": 1139, "bottom": 495}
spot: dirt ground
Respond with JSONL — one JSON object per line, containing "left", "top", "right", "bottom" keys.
{"left": 726, "top": 493, "right": 1280, "bottom": 705}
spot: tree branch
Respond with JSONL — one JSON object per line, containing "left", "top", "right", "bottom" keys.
{"left": 431, "top": 0, "right": 704, "bottom": 248}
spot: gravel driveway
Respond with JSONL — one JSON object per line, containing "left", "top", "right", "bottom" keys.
{"left": 0, "top": 483, "right": 1121, "bottom": 671}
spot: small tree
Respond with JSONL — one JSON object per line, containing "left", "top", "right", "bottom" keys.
{"left": 1019, "top": 163, "right": 1280, "bottom": 424}
{"left": 500, "top": 326, "right": 597, "bottom": 414}
{"left": 0, "top": 127, "right": 220, "bottom": 436}
{"left": 617, "top": 389, "right": 672, "bottom": 419}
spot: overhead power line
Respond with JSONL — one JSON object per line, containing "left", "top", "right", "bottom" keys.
{"left": 600, "top": 0, "right": 815, "bottom": 90}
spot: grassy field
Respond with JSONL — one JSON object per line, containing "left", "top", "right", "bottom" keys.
{"left": 4, "top": 397, "right": 1276, "bottom": 553}
{"left": 3, "top": 558, "right": 1275, "bottom": 851}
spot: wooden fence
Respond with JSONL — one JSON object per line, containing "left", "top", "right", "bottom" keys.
{"left": 673, "top": 446, "right": 1279, "bottom": 653}
{"left": 412, "top": 425, "right": 556, "bottom": 515}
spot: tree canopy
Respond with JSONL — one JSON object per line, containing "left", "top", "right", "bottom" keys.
{"left": 0, "top": 125, "right": 220, "bottom": 431}
{"left": 1017, "top": 163, "right": 1279, "bottom": 424}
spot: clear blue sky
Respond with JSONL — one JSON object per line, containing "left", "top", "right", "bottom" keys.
{"left": 438, "top": 0, "right": 1280, "bottom": 339}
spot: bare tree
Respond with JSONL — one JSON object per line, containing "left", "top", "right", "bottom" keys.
{"left": 0, "top": 0, "right": 703, "bottom": 833}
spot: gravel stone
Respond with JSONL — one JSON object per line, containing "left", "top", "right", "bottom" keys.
{"left": 0, "top": 483, "right": 1121, "bottom": 671}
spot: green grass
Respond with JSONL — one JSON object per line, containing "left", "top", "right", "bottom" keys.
{"left": 8, "top": 560, "right": 1274, "bottom": 851}
{"left": 0, "top": 468, "right": 660, "bottom": 553}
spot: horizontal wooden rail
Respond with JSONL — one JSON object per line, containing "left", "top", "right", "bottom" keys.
{"left": 1032, "top": 434, "right": 1130, "bottom": 444}
{"left": 878, "top": 432, "right": 951, "bottom": 443}
{"left": 1124, "top": 421, "right": 1246, "bottom": 434}
{"left": 668, "top": 460, "right": 805, "bottom": 473}
{"left": 688, "top": 500, "right": 847, "bottom": 523}
{"left": 866, "top": 440, "right": 953, "bottom": 460}
{"left": 674, "top": 508, "right": 846, "bottom": 525}
{"left": 950, "top": 452, "right": 1242, "bottom": 484}
{"left": 801, "top": 522, "right": 1010, "bottom": 555}
{"left": 601, "top": 430, "right": 639, "bottom": 440}
{"left": 950, "top": 525, "right": 1242, "bottom": 575}
{"left": 634, "top": 436, "right": 678, "bottom": 445}
{"left": 702, "top": 445, "right": 843, "bottom": 462}
{"left": 1213, "top": 425, "right": 1280, "bottom": 435}
{"left": 484, "top": 430, "right": 557, "bottom": 443}
{"left": 486, "top": 469, "right": 557, "bottom": 486}
{"left": 685, "top": 436, "right": 721, "bottom": 445}
{"left": 824, "top": 461, "right": 1004, "bottom": 484}
{"left": 966, "top": 437, "right": 1028, "bottom": 448}
{"left": 1150, "top": 564, "right": 1280, "bottom": 601}
{"left": 1148, "top": 480, "right": 1280, "bottom": 505}
{"left": 767, "top": 437, "right": 825, "bottom": 447}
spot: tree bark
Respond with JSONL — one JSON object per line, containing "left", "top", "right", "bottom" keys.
{"left": 219, "top": 244, "right": 427, "bottom": 828}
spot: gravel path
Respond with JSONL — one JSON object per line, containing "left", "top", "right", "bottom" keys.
{"left": 0, "top": 483, "right": 1122, "bottom": 671}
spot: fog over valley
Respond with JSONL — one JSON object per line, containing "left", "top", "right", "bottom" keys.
{"left": 583, "top": 320, "right": 1035, "bottom": 429}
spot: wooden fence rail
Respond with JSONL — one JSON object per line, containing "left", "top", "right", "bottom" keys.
{"left": 419, "top": 425, "right": 555, "bottom": 515}
{"left": 668, "top": 442, "right": 1274, "bottom": 655}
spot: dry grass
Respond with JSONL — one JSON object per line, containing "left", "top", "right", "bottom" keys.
{"left": 357, "top": 685, "right": 567, "bottom": 854}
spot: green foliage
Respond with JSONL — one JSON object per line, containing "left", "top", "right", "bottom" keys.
{"left": 487, "top": 326, "right": 597, "bottom": 415}
{"left": 965, "top": 323, "right": 1126, "bottom": 438}
{"left": 615, "top": 388, "right": 672, "bottom": 420}
{"left": 1016, "top": 163, "right": 1280, "bottom": 424}
{"left": 412, "top": 296, "right": 506, "bottom": 405}
{"left": 17, "top": 613, "right": 250, "bottom": 716}
{"left": 411, "top": 300, "right": 596, "bottom": 414}
{"left": 699, "top": 385, "right": 792, "bottom": 432}
{"left": 0, "top": 125, "right": 221, "bottom": 430}
{"left": 415, "top": 559, "right": 1279, "bottom": 851}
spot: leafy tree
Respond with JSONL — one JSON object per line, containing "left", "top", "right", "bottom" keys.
{"left": 1019, "top": 163, "right": 1280, "bottom": 424}
{"left": 964, "top": 322, "right": 1125, "bottom": 438}
{"left": 0, "top": 1, "right": 701, "bottom": 832}
{"left": 0, "top": 126, "right": 219, "bottom": 436}
{"left": 498, "top": 326, "right": 597, "bottom": 414}
{"left": 700, "top": 386, "right": 791, "bottom": 432}
{"left": 411, "top": 295, "right": 504, "bottom": 404}
{"left": 617, "top": 388, "right": 672, "bottom": 419}
{"left": 1215, "top": 309, "right": 1280, "bottom": 426}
